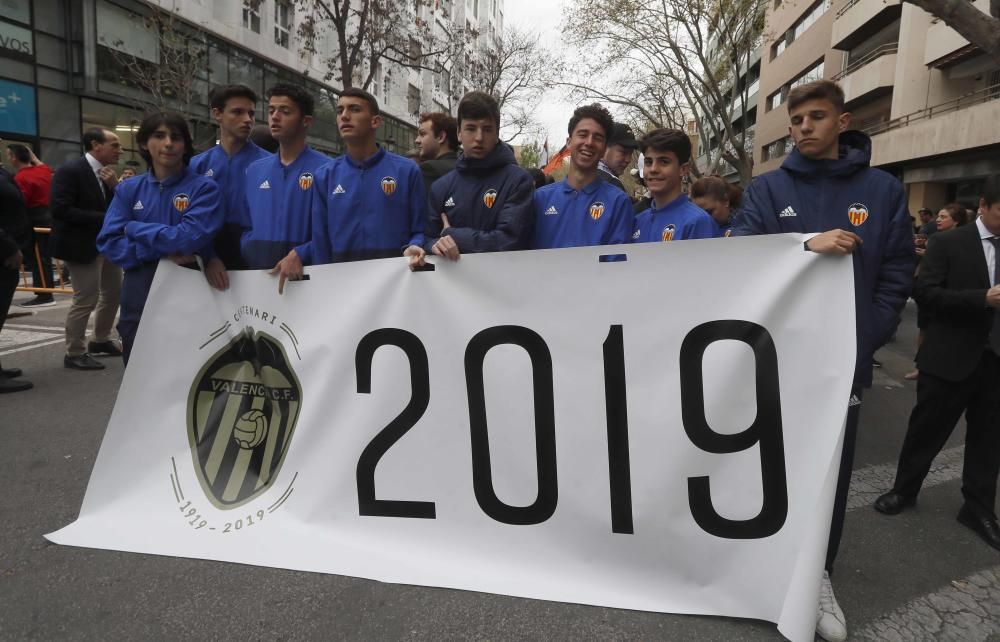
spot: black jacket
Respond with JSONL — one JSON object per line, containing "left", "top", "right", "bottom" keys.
{"left": 915, "top": 222, "right": 997, "bottom": 381}
{"left": 50, "top": 156, "right": 113, "bottom": 263}
{"left": 0, "top": 173, "right": 32, "bottom": 261}
{"left": 419, "top": 150, "right": 458, "bottom": 195}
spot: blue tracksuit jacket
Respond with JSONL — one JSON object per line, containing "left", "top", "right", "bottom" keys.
{"left": 532, "top": 176, "right": 634, "bottom": 249}
{"left": 424, "top": 143, "right": 534, "bottom": 253}
{"left": 241, "top": 146, "right": 329, "bottom": 268}
{"left": 97, "top": 167, "right": 222, "bottom": 356}
{"left": 632, "top": 193, "right": 717, "bottom": 243}
{"left": 732, "top": 130, "right": 915, "bottom": 387}
{"left": 311, "top": 146, "right": 426, "bottom": 264}
{"left": 190, "top": 141, "right": 271, "bottom": 269}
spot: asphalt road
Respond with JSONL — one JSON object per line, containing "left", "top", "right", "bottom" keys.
{"left": 1, "top": 293, "right": 998, "bottom": 641}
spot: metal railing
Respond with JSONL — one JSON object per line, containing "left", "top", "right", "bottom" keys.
{"left": 832, "top": 43, "right": 898, "bottom": 80}
{"left": 16, "top": 227, "right": 73, "bottom": 295}
{"left": 863, "top": 82, "right": 1000, "bottom": 136}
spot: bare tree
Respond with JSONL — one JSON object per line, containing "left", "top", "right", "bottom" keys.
{"left": 561, "top": 0, "right": 766, "bottom": 184}
{"left": 99, "top": 6, "right": 207, "bottom": 115}
{"left": 466, "top": 27, "right": 555, "bottom": 142}
{"left": 294, "top": 0, "right": 462, "bottom": 91}
{"left": 904, "top": 0, "right": 1000, "bottom": 67}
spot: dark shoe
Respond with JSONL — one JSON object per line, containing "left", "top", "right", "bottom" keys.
{"left": 18, "top": 296, "right": 56, "bottom": 308}
{"left": 1, "top": 367, "right": 23, "bottom": 378}
{"left": 874, "top": 491, "right": 916, "bottom": 515}
{"left": 88, "top": 340, "right": 123, "bottom": 356}
{"left": 0, "top": 377, "right": 33, "bottom": 393}
{"left": 64, "top": 354, "right": 106, "bottom": 370}
{"left": 957, "top": 505, "right": 1000, "bottom": 552}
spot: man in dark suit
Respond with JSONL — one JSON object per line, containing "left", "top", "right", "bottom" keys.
{"left": 0, "top": 170, "right": 34, "bottom": 392}
{"left": 50, "top": 128, "right": 123, "bottom": 370}
{"left": 875, "top": 175, "right": 1000, "bottom": 552}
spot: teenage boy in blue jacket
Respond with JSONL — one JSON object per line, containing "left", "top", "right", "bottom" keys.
{"left": 422, "top": 91, "right": 533, "bottom": 261}
{"left": 97, "top": 112, "right": 222, "bottom": 365}
{"left": 310, "top": 87, "right": 426, "bottom": 267}
{"left": 240, "top": 84, "right": 329, "bottom": 291}
{"left": 732, "top": 79, "right": 914, "bottom": 642}
{"left": 532, "top": 103, "right": 633, "bottom": 250}
{"left": 631, "top": 128, "right": 717, "bottom": 243}
{"left": 190, "top": 84, "right": 271, "bottom": 287}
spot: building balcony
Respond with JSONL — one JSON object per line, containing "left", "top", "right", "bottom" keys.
{"left": 833, "top": 44, "right": 897, "bottom": 109}
{"left": 832, "top": 0, "right": 901, "bottom": 51}
{"left": 868, "top": 83, "right": 1000, "bottom": 166}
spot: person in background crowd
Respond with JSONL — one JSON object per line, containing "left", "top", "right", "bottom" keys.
{"left": 310, "top": 88, "right": 426, "bottom": 273}
{"left": 732, "top": 79, "right": 914, "bottom": 642}
{"left": 405, "top": 148, "right": 422, "bottom": 163}
{"left": 422, "top": 91, "right": 534, "bottom": 261}
{"left": 690, "top": 175, "right": 742, "bottom": 237}
{"left": 415, "top": 112, "right": 459, "bottom": 195}
{"left": 917, "top": 207, "right": 937, "bottom": 236}
{"left": 119, "top": 162, "right": 141, "bottom": 182}
{"left": 96, "top": 112, "right": 222, "bottom": 365}
{"left": 598, "top": 123, "right": 638, "bottom": 195}
{"left": 903, "top": 203, "right": 971, "bottom": 380}
{"left": 249, "top": 124, "right": 279, "bottom": 153}
{"left": 532, "top": 103, "right": 633, "bottom": 250}
{"left": 528, "top": 168, "right": 547, "bottom": 190}
{"left": 874, "top": 176, "right": 1000, "bottom": 555}
{"left": 0, "top": 170, "right": 34, "bottom": 392}
{"left": 7, "top": 144, "right": 55, "bottom": 306}
{"left": 240, "top": 84, "right": 329, "bottom": 292}
{"left": 631, "top": 129, "right": 716, "bottom": 243}
{"left": 50, "top": 127, "right": 124, "bottom": 371}
{"left": 935, "top": 202, "right": 967, "bottom": 232}
{"left": 190, "top": 84, "right": 271, "bottom": 289}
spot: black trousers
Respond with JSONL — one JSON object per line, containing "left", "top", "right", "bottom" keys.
{"left": 1, "top": 266, "right": 17, "bottom": 334}
{"left": 826, "top": 387, "right": 861, "bottom": 573}
{"left": 892, "top": 352, "right": 1000, "bottom": 519}
{"left": 27, "top": 208, "right": 54, "bottom": 293}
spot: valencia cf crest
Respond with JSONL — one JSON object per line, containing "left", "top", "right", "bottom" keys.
{"left": 381, "top": 176, "right": 398, "bottom": 196}
{"left": 589, "top": 202, "right": 605, "bottom": 220}
{"left": 187, "top": 329, "right": 302, "bottom": 510}
{"left": 483, "top": 189, "right": 498, "bottom": 209}
{"left": 173, "top": 194, "right": 190, "bottom": 213}
{"left": 661, "top": 224, "right": 676, "bottom": 242}
{"left": 848, "top": 203, "right": 869, "bottom": 226}
{"left": 298, "top": 172, "right": 314, "bottom": 190}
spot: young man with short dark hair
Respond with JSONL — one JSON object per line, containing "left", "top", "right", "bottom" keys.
{"left": 241, "top": 84, "right": 329, "bottom": 292}
{"left": 631, "top": 128, "right": 716, "bottom": 243}
{"left": 190, "top": 84, "right": 271, "bottom": 288}
{"left": 733, "top": 79, "right": 914, "bottom": 642}
{"left": 416, "top": 111, "right": 459, "bottom": 193}
{"left": 422, "top": 91, "right": 534, "bottom": 261}
{"left": 532, "top": 103, "right": 633, "bottom": 249}
{"left": 310, "top": 88, "right": 426, "bottom": 268}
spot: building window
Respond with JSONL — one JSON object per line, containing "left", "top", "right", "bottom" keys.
{"left": 763, "top": 136, "right": 791, "bottom": 162}
{"left": 791, "top": 60, "right": 825, "bottom": 89}
{"left": 242, "top": 1, "right": 261, "bottom": 34}
{"left": 383, "top": 69, "right": 392, "bottom": 104}
{"left": 770, "top": 0, "right": 829, "bottom": 61}
{"left": 371, "top": 62, "right": 383, "bottom": 97}
{"left": 407, "top": 83, "right": 421, "bottom": 117}
{"left": 274, "top": 1, "right": 291, "bottom": 49}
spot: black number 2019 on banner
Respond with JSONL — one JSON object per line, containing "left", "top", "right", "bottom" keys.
{"left": 355, "top": 321, "right": 787, "bottom": 540}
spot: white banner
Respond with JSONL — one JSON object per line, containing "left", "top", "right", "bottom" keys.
{"left": 48, "top": 235, "right": 855, "bottom": 642}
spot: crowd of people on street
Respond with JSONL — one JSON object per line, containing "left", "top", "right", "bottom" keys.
{"left": 1, "top": 76, "right": 999, "bottom": 642}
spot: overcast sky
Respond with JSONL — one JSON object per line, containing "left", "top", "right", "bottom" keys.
{"left": 503, "top": 0, "right": 574, "bottom": 151}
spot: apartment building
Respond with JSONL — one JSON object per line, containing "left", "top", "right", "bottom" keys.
{"left": 755, "top": 0, "right": 1000, "bottom": 211}
{"left": 0, "top": 0, "right": 502, "bottom": 169}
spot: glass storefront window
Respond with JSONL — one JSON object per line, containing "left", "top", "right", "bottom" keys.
{"left": 34, "top": 0, "right": 66, "bottom": 36}
{"left": 1, "top": 0, "right": 31, "bottom": 24}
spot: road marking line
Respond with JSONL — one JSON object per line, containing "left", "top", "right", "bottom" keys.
{"left": 855, "top": 566, "right": 1000, "bottom": 641}
{"left": 847, "top": 446, "right": 964, "bottom": 511}
{"left": 0, "top": 337, "right": 64, "bottom": 356}
{"left": 5, "top": 323, "right": 66, "bottom": 332}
